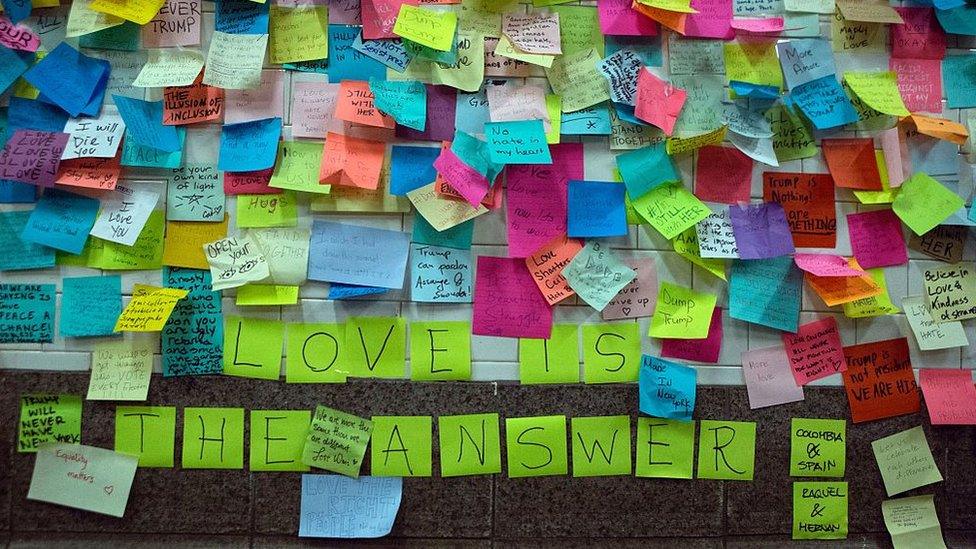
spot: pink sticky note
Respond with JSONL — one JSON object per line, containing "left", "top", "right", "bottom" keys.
{"left": 889, "top": 57, "right": 942, "bottom": 114}
{"left": 684, "top": 0, "right": 734, "bottom": 39}
{"left": 635, "top": 68, "right": 687, "bottom": 136}
{"left": 891, "top": 7, "right": 946, "bottom": 60}
{"left": 142, "top": 0, "right": 202, "bottom": 47}
{"left": 362, "top": 0, "right": 418, "bottom": 39}
{"left": 694, "top": 145, "right": 752, "bottom": 204}
{"left": 602, "top": 257, "right": 658, "bottom": 320}
{"left": 224, "top": 70, "right": 285, "bottom": 125}
{"left": 919, "top": 369, "right": 976, "bottom": 425}
{"left": 472, "top": 256, "right": 554, "bottom": 339}
{"left": 0, "top": 130, "right": 69, "bottom": 187}
{"left": 782, "top": 317, "right": 846, "bottom": 386}
{"left": 223, "top": 168, "right": 280, "bottom": 195}
{"left": 598, "top": 0, "right": 659, "bottom": 36}
{"left": 847, "top": 209, "right": 909, "bottom": 269}
{"left": 505, "top": 143, "right": 584, "bottom": 257}
{"left": 793, "top": 254, "right": 866, "bottom": 277}
{"left": 880, "top": 127, "right": 911, "bottom": 188}
{"left": 433, "top": 147, "right": 489, "bottom": 207}
{"left": 661, "top": 307, "right": 723, "bottom": 363}
{"left": 730, "top": 16, "right": 784, "bottom": 33}
{"left": 0, "top": 16, "right": 40, "bottom": 52}
{"left": 742, "top": 345, "right": 805, "bottom": 409}
{"left": 327, "top": 0, "right": 363, "bottom": 25}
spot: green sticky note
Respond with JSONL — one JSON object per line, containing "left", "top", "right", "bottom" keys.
{"left": 581, "top": 322, "right": 641, "bottom": 383}
{"left": 519, "top": 324, "right": 580, "bottom": 384}
{"left": 223, "top": 316, "right": 285, "bottom": 381}
{"left": 872, "top": 426, "right": 943, "bottom": 496}
{"left": 18, "top": 394, "right": 82, "bottom": 453}
{"left": 236, "top": 284, "right": 299, "bottom": 306}
{"left": 236, "top": 191, "right": 299, "bottom": 228}
{"left": 249, "top": 410, "right": 311, "bottom": 472}
{"left": 87, "top": 210, "right": 165, "bottom": 270}
{"left": 571, "top": 415, "right": 632, "bottom": 477}
{"left": 114, "top": 405, "right": 176, "bottom": 468}
{"left": 268, "top": 141, "right": 328, "bottom": 194}
{"left": 635, "top": 418, "right": 695, "bottom": 479}
{"left": 696, "top": 420, "right": 756, "bottom": 480}
{"left": 181, "top": 407, "right": 245, "bottom": 469}
{"left": 285, "top": 323, "right": 350, "bottom": 383}
{"left": 891, "top": 172, "right": 966, "bottom": 236}
{"left": 409, "top": 321, "right": 471, "bottom": 381}
{"left": 649, "top": 281, "right": 717, "bottom": 339}
{"left": 766, "top": 104, "right": 817, "bottom": 163}
{"left": 632, "top": 184, "right": 711, "bottom": 241}
{"left": 505, "top": 415, "right": 568, "bottom": 478}
{"left": 550, "top": 5, "right": 604, "bottom": 56}
{"left": 346, "top": 316, "right": 406, "bottom": 379}
{"left": 790, "top": 418, "right": 846, "bottom": 478}
{"left": 793, "top": 481, "right": 849, "bottom": 540}
{"left": 302, "top": 405, "right": 373, "bottom": 477}
{"left": 439, "top": 413, "right": 502, "bottom": 477}
{"left": 370, "top": 416, "right": 433, "bottom": 477}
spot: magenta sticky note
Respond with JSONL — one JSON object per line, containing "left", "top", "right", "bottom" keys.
{"left": 472, "top": 256, "right": 553, "bottom": 339}
{"left": 847, "top": 209, "right": 908, "bottom": 269}
{"left": 598, "top": 0, "right": 659, "bottom": 36}
{"left": 660, "top": 307, "right": 724, "bottom": 363}
{"left": 433, "top": 148, "right": 489, "bottom": 207}
{"left": 684, "top": 0, "right": 734, "bottom": 39}
{"left": 0, "top": 130, "right": 69, "bottom": 188}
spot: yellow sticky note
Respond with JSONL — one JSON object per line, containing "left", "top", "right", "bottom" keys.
{"left": 269, "top": 5, "right": 329, "bottom": 64}
{"left": 66, "top": 0, "right": 125, "bottom": 37}
{"left": 636, "top": 0, "right": 698, "bottom": 13}
{"left": 89, "top": 0, "right": 165, "bottom": 25}
{"left": 407, "top": 182, "right": 489, "bottom": 231}
{"left": 723, "top": 40, "right": 784, "bottom": 90}
{"left": 114, "top": 285, "right": 189, "bottom": 332}
{"left": 162, "top": 216, "right": 229, "bottom": 269}
{"left": 494, "top": 34, "right": 555, "bottom": 68}
{"left": 649, "top": 281, "right": 717, "bottom": 339}
{"left": 236, "top": 284, "right": 300, "bottom": 306}
{"left": 393, "top": 4, "right": 458, "bottom": 51}
{"left": 844, "top": 72, "right": 910, "bottom": 117}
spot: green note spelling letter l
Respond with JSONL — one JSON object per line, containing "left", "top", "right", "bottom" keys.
{"left": 222, "top": 316, "right": 285, "bottom": 380}
{"left": 181, "top": 407, "right": 245, "bottom": 469}
{"left": 115, "top": 405, "right": 176, "bottom": 467}
{"left": 696, "top": 420, "right": 756, "bottom": 480}
{"left": 371, "top": 416, "right": 433, "bottom": 477}
{"left": 439, "top": 413, "right": 502, "bottom": 477}
{"left": 505, "top": 415, "right": 568, "bottom": 478}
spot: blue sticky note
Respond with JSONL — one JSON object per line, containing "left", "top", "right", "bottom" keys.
{"left": 454, "top": 89, "right": 490, "bottom": 136}
{"left": 729, "top": 256, "right": 802, "bottom": 333}
{"left": 0, "top": 48, "right": 34, "bottom": 95}
{"left": 613, "top": 102, "right": 650, "bottom": 126}
{"left": 0, "top": 181, "right": 36, "bottom": 203}
{"left": 328, "top": 282, "right": 389, "bottom": 300}
{"left": 60, "top": 275, "right": 122, "bottom": 337}
{"left": 0, "top": 284, "right": 56, "bottom": 343}
{"left": 352, "top": 32, "right": 410, "bottom": 72}
{"left": 936, "top": 4, "right": 976, "bottom": 35}
{"left": 308, "top": 220, "right": 411, "bottom": 289}
{"left": 616, "top": 142, "right": 678, "bottom": 199}
{"left": 299, "top": 475, "right": 402, "bottom": 538}
{"left": 568, "top": 180, "right": 627, "bottom": 238}
{"left": 23, "top": 43, "right": 109, "bottom": 117}
{"left": 1, "top": 0, "right": 32, "bottom": 24}
{"left": 0, "top": 210, "right": 55, "bottom": 271}
{"left": 114, "top": 95, "right": 181, "bottom": 152}
{"left": 409, "top": 242, "right": 473, "bottom": 302}
{"left": 561, "top": 104, "right": 612, "bottom": 135}
{"left": 638, "top": 355, "right": 697, "bottom": 421}
{"left": 389, "top": 145, "right": 440, "bottom": 195}
{"left": 218, "top": 118, "right": 281, "bottom": 172}
{"left": 943, "top": 55, "right": 976, "bottom": 109}
{"left": 790, "top": 75, "right": 859, "bottom": 130}
{"left": 21, "top": 189, "right": 100, "bottom": 254}
{"left": 328, "top": 25, "right": 386, "bottom": 83}
{"left": 730, "top": 81, "right": 781, "bottom": 100}
{"left": 411, "top": 212, "right": 474, "bottom": 249}
{"left": 484, "top": 120, "right": 552, "bottom": 165}
{"left": 216, "top": 0, "right": 270, "bottom": 34}
{"left": 162, "top": 267, "right": 224, "bottom": 377}
{"left": 121, "top": 128, "right": 185, "bottom": 168}
{"left": 7, "top": 97, "right": 70, "bottom": 134}
{"left": 38, "top": 63, "right": 110, "bottom": 118}
{"left": 605, "top": 35, "right": 663, "bottom": 67}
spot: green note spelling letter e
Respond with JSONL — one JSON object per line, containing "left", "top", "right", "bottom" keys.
{"left": 181, "top": 407, "right": 245, "bottom": 469}
{"left": 696, "top": 420, "right": 756, "bottom": 480}
{"left": 250, "top": 410, "right": 311, "bottom": 472}
{"left": 505, "top": 416, "right": 568, "bottom": 478}
{"left": 572, "top": 415, "right": 632, "bottom": 477}
{"left": 439, "top": 413, "right": 502, "bottom": 477}
{"left": 409, "top": 320, "right": 471, "bottom": 381}
{"left": 793, "top": 481, "right": 849, "bottom": 540}
{"left": 371, "top": 416, "right": 433, "bottom": 477}
{"left": 115, "top": 405, "right": 176, "bottom": 467}
{"left": 302, "top": 405, "right": 373, "bottom": 477}
{"left": 636, "top": 418, "right": 695, "bottom": 479}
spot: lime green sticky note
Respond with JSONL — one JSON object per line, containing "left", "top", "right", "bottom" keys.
{"left": 236, "top": 284, "right": 299, "bottom": 306}
{"left": 268, "top": 141, "right": 328, "bottom": 194}
{"left": 505, "top": 415, "right": 568, "bottom": 478}
{"left": 346, "top": 317, "right": 406, "bottom": 379}
{"left": 631, "top": 184, "right": 711, "bottom": 241}
{"left": 181, "top": 407, "right": 245, "bottom": 469}
{"left": 370, "top": 416, "right": 433, "bottom": 477}
{"left": 581, "top": 322, "right": 641, "bottom": 383}
{"left": 236, "top": 191, "right": 298, "bottom": 228}
{"left": 635, "top": 418, "right": 695, "bottom": 479}
{"left": 285, "top": 323, "right": 350, "bottom": 383}
{"left": 842, "top": 266, "right": 900, "bottom": 318}
{"left": 793, "top": 481, "right": 849, "bottom": 540}
{"left": 18, "top": 394, "right": 82, "bottom": 453}
{"left": 853, "top": 151, "right": 897, "bottom": 204}
{"left": 649, "top": 282, "right": 717, "bottom": 339}
{"left": 114, "top": 405, "right": 176, "bottom": 468}
{"left": 409, "top": 321, "right": 471, "bottom": 381}
{"left": 571, "top": 415, "right": 632, "bottom": 477}
{"left": 519, "top": 324, "right": 580, "bottom": 384}
{"left": 790, "top": 418, "right": 846, "bottom": 478}
{"left": 766, "top": 104, "right": 818, "bottom": 163}
{"left": 392, "top": 4, "right": 458, "bottom": 51}
{"left": 87, "top": 209, "right": 165, "bottom": 270}
{"left": 696, "top": 420, "right": 756, "bottom": 481}
{"left": 844, "top": 71, "right": 909, "bottom": 117}
{"left": 673, "top": 227, "right": 727, "bottom": 281}
{"left": 545, "top": 94, "right": 561, "bottom": 144}
{"left": 250, "top": 410, "right": 311, "bottom": 472}
{"left": 302, "top": 405, "right": 373, "bottom": 477}
{"left": 439, "top": 413, "right": 502, "bottom": 477}
{"left": 891, "top": 172, "right": 965, "bottom": 236}
{"left": 550, "top": 5, "right": 604, "bottom": 56}
{"left": 223, "top": 316, "right": 285, "bottom": 381}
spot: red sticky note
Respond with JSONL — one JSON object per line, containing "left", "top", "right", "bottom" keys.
{"left": 694, "top": 146, "right": 753, "bottom": 204}
{"left": 334, "top": 81, "right": 396, "bottom": 129}
{"left": 847, "top": 209, "right": 909, "bottom": 269}
{"left": 842, "top": 338, "right": 920, "bottom": 423}
{"left": 782, "top": 317, "right": 846, "bottom": 385}
{"left": 525, "top": 235, "right": 583, "bottom": 305}
{"left": 660, "top": 306, "right": 724, "bottom": 363}
{"left": 821, "top": 138, "right": 882, "bottom": 190}
{"left": 362, "top": 0, "right": 418, "bottom": 39}
{"left": 889, "top": 58, "right": 943, "bottom": 114}
{"left": 224, "top": 168, "right": 279, "bottom": 195}
{"left": 762, "top": 172, "right": 837, "bottom": 248}
{"left": 919, "top": 369, "right": 976, "bottom": 425}
{"left": 635, "top": 68, "right": 686, "bottom": 136}
{"left": 472, "top": 256, "right": 553, "bottom": 339}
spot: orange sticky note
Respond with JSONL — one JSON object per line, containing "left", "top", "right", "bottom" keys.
{"left": 56, "top": 154, "right": 122, "bottom": 190}
{"left": 334, "top": 81, "right": 396, "bottom": 129}
{"left": 525, "top": 235, "right": 584, "bottom": 305}
{"left": 821, "top": 138, "right": 882, "bottom": 190}
{"left": 163, "top": 74, "right": 224, "bottom": 126}
{"left": 162, "top": 215, "right": 229, "bottom": 269}
{"left": 631, "top": 2, "right": 687, "bottom": 33}
{"left": 805, "top": 258, "right": 881, "bottom": 306}
{"left": 842, "top": 338, "right": 919, "bottom": 423}
{"left": 908, "top": 114, "right": 969, "bottom": 146}
{"left": 318, "top": 132, "right": 386, "bottom": 190}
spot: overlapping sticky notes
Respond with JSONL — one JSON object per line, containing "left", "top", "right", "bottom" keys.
{"left": 114, "top": 405, "right": 176, "bottom": 467}
{"left": 163, "top": 75, "right": 225, "bottom": 125}
{"left": 741, "top": 345, "right": 805, "bottom": 409}
{"left": 793, "top": 254, "right": 865, "bottom": 278}
{"left": 638, "top": 355, "right": 696, "bottom": 420}
{"left": 299, "top": 475, "right": 402, "bottom": 538}
{"left": 302, "top": 405, "right": 372, "bottom": 477}
{"left": 523, "top": 236, "right": 582, "bottom": 306}
{"left": 695, "top": 146, "right": 752, "bottom": 204}
{"left": 202, "top": 31, "right": 267, "bottom": 90}
{"left": 505, "top": 415, "right": 568, "bottom": 478}
{"left": 924, "top": 263, "right": 976, "bottom": 323}
{"left": 369, "top": 79, "right": 426, "bottom": 131}
{"left": 804, "top": 259, "right": 880, "bottom": 307}
{"left": 696, "top": 420, "right": 756, "bottom": 480}
{"left": 696, "top": 207, "right": 740, "bottom": 260}
{"left": 603, "top": 257, "right": 657, "bottom": 321}
{"left": 268, "top": 5, "right": 328, "bottom": 64}
{"left": 87, "top": 344, "right": 153, "bottom": 401}
{"left": 847, "top": 209, "right": 908, "bottom": 269}
{"left": 842, "top": 264, "right": 900, "bottom": 318}
{"left": 334, "top": 80, "right": 395, "bottom": 129}
{"left": 821, "top": 138, "right": 882, "bottom": 190}
{"left": 502, "top": 11, "right": 561, "bottom": 55}
{"left": 782, "top": 317, "right": 846, "bottom": 385}
{"left": 390, "top": 145, "right": 439, "bottom": 196}
{"left": 114, "top": 96, "right": 181, "bottom": 153}
{"left": 519, "top": 324, "right": 580, "bottom": 384}
{"left": 545, "top": 48, "right": 611, "bottom": 112}
{"left": 23, "top": 43, "right": 109, "bottom": 117}
{"left": 218, "top": 117, "right": 281, "bottom": 172}
{"left": 203, "top": 235, "right": 270, "bottom": 291}
{"left": 729, "top": 256, "right": 802, "bottom": 333}
{"left": 28, "top": 443, "right": 138, "bottom": 518}
{"left": 438, "top": 413, "right": 502, "bottom": 477}
{"left": 776, "top": 38, "right": 834, "bottom": 90}
{"left": 392, "top": 4, "right": 456, "bottom": 51}
{"left": 114, "top": 284, "right": 189, "bottom": 332}
{"left": 892, "top": 172, "right": 965, "bottom": 236}
{"left": 61, "top": 108, "right": 125, "bottom": 160}
{"left": 882, "top": 495, "right": 947, "bottom": 549}
{"left": 765, "top": 105, "right": 818, "bottom": 163}
{"left": 843, "top": 71, "right": 909, "bottom": 117}
{"left": 408, "top": 183, "right": 488, "bottom": 232}
{"left": 729, "top": 202, "right": 794, "bottom": 260}
{"left": 793, "top": 482, "right": 848, "bottom": 540}
{"left": 649, "top": 281, "right": 716, "bottom": 339}
{"left": 567, "top": 180, "right": 626, "bottom": 238}
{"left": 162, "top": 216, "right": 229, "bottom": 269}
{"left": 632, "top": 183, "right": 710, "bottom": 240}
{"left": 132, "top": 49, "right": 205, "bottom": 88}
{"left": 563, "top": 241, "right": 636, "bottom": 311}
{"left": 505, "top": 144, "right": 581, "bottom": 256}
{"left": 308, "top": 220, "right": 409, "bottom": 289}
{"left": 791, "top": 76, "right": 860, "bottom": 130}
{"left": 790, "top": 418, "right": 846, "bottom": 477}
{"left": 872, "top": 426, "right": 943, "bottom": 496}
{"left": 903, "top": 296, "right": 968, "bottom": 351}
{"left": 18, "top": 394, "right": 82, "bottom": 452}
{"left": 0, "top": 213, "right": 54, "bottom": 271}
{"left": 370, "top": 416, "right": 432, "bottom": 477}
{"left": 0, "top": 47, "right": 34, "bottom": 96}
{"left": 660, "top": 305, "right": 722, "bottom": 363}
{"left": 473, "top": 255, "right": 554, "bottom": 338}
{"left": 88, "top": 210, "right": 165, "bottom": 271}
{"left": 319, "top": 132, "right": 386, "bottom": 189}
{"left": 0, "top": 130, "right": 69, "bottom": 187}
{"left": 919, "top": 369, "right": 976, "bottom": 425}
{"left": 634, "top": 68, "right": 686, "bottom": 136}
{"left": 483, "top": 120, "right": 551, "bottom": 165}
{"left": 842, "top": 338, "right": 919, "bottom": 423}
{"left": 21, "top": 189, "right": 99, "bottom": 254}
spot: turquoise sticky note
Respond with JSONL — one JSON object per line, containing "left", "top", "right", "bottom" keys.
{"left": 327, "top": 25, "right": 386, "bottom": 83}
{"left": 79, "top": 21, "right": 142, "bottom": 51}
{"left": 411, "top": 212, "right": 474, "bottom": 249}
{"left": 639, "top": 355, "right": 697, "bottom": 421}
{"left": 452, "top": 130, "right": 503, "bottom": 180}
{"left": 122, "top": 127, "right": 185, "bottom": 168}
{"left": 561, "top": 104, "right": 612, "bottom": 136}
{"left": 484, "top": 120, "right": 552, "bottom": 165}
{"left": 454, "top": 88, "right": 491, "bottom": 136}
{"left": 936, "top": 5, "right": 976, "bottom": 36}
{"left": 943, "top": 55, "right": 976, "bottom": 109}
{"left": 218, "top": 118, "right": 282, "bottom": 172}
{"left": 0, "top": 283, "right": 55, "bottom": 343}
{"left": 21, "top": 189, "right": 100, "bottom": 254}
{"left": 0, "top": 211, "right": 55, "bottom": 271}
{"left": 61, "top": 276, "right": 122, "bottom": 338}
{"left": 729, "top": 256, "right": 802, "bottom": 332}
{"left": 616, "top": 142, "right": 679, "bottom": 199}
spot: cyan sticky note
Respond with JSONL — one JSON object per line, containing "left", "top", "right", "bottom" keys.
{"left": 943, "top": 54, "right": 976, "bottom": 109}
{"left": 411, "top": 212, "right": 474, "bottom": 249}
{"left": 729, "top": 256, "right": 802, "bottom": 333}
{"left": 114, "top": 95, "right": 181, "bottom": 153}
{"left": 21, "top": 189, "right": 100, "bottom": 254}
{"left": 121, "top": 128, "right": 185, "bottom": 168}
{"left": 561, "top": 104, "right": 612, "bottom": 135}
{"left": 79, "top": 21, "right": 142, "bottom": 51}
{"left": 216, "top": 0, "right": 270, "bottom": 34}
{"left": 936, "top": 4, "right": 976, "bottom": 36}
{"left": 0, "top": 48, "right": 34, "bottom": 95}
{"left": 328, "top": 282, "right": 389, "bottom": 300}
{"left": 484, "top": 120, "right": 552, "bottom": 165}
{"left": 60, "top": 275, "right": 122, "bottom": 338}
{"left": 605, "top": 35, "right": 663, "bottom": 67}
{"left": 390, "top": 145, "right": 440, "bottom": 195}
{"left": 299, "top": 475, "right": 402, "bottom": 538}
{"left": 568, "top": 180, "right": 628, "bottom": 238}
{"left": 0, "top": 284, "right": 55, "bottom": 343}
{"left": 328, "top": 25, "right": 386, "bottom": 83}
{"left": 454, "top": 89, "right": 490, "bottom": 136}
{"left": 0, "top": 210, "right": 55, "bottom": 271}
{"left": 639, "top": 355, "right": 697, "bottom": 421}
{"left": 452, "top": 130, "right": 503, "bottom": 181}
{"left": 409, "top": 243, "right": 473, "bottom": 302}
{"left": 352, "top": 32, "right": 410, "bottom": 72}
{"left": 7, "top": 97, "right": 70, "bottom": 134}
{"left": 616, "top": 142, "right": 678, "bottom": 199}
{"left": 790, "top": 75, "right": 860, "bottom": 130}
{"left": 218, "top": 118, "right": 281, "bottom": 172}
{"left": 23, "top": 43, "right": 109, "bottom": 117}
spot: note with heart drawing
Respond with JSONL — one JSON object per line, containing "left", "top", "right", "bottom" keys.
{"left": 28, "top": 443, "right": 139, "bottom": 517}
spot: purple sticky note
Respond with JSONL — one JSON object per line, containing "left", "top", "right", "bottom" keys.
{"left": 0, "top": 130, "right": 69, "bottom": 188}
{"left": 396, "top": 85, "right": 457, "bottom": 141}
{"left": 729, "top": 202, "right": 795, "bottom": 259}
{"left": 847, "top": 209, "right": 909, "bottom": 269}
{"left": 660, "top": 307, "right": 724, "bottom": 363}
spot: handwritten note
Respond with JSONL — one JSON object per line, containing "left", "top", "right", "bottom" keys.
{"left": 87, "top": 344, "right": 153, "bottom": 401}
{"left": 302, "top": 405, "right": 373, "bottom": 477}
{"left": 842, "top": 338, "right": 919, "bottom": 423}
{"left": 28, "top": 443, "right": 138, "bottom": 517}
{"left": 562, "top": 241, "right": 636, "bottom": 311}
{"left": 18, "top": 394, "right": 81, "bottom": 452}
{"left": 924, "top": 263, "right": 976, "bottom": 323}
{"left": 472, "top": 256, "right": 553, "bottom": 339}
{"left": 638, "top": 355, "right": 696, "bottom": 420}
{"left": 114, "top": 284, "right": 189, "bottom": 332}
{"left": 299, "top": 475, "right": 402, "bottom": 538}
{"left": 782, "top": 317, "right": 846, "bottom": 385}
{"left": 872, "top": 426, "right": 942, "bottom": 496}
{"left": 919, "top": 369, "right": 976, "bottom": 425}
{"left": 741, "top": 345, "right": 805, "bottom": 408}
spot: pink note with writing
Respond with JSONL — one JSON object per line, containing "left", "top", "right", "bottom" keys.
{"left": 0, "top": 130, "right": 69, "bottom": 187}
{"left": 635, "top": 68, "right": 687, "bottom": 136}
{"left": 891, "top": 7, "right": 945, "bottom": 60}
{"left": 847, "top": 209, "right": 909, "bottom": 269}
{"left": 142, "top": 0, "right": 202, "bottom": 47}
{"left": 730, "top": 17, "right": 783, "bottom": 33}
{"left": 889, "top": 57, "right": 942, "bottom": 114}
{"left": 505, "top": 143, "right": 583, "bottom": 257}
{"left": 794, "top": 254, "right": 866, "bottom": 277}
{"left": 742, "top": 345, "right": 805, "bottom": 409}
{"left": 0, "top": 16, "right": 40, "bottom": 52}
{"left": 684, "top": 0, "right": 734, "bottom": 39}
{"left": 694, "top": 145, "right": 752, "bottom": 204}
{"left": 661, "top": 307, "right": 723, "bottom": 363}
{"left": 598, "top": 0, "right": 659, "bottom": 36}
{"left": 362, "top": 0, "right": 418, "bottom": 39}
{"left": 919, "top": 369, "right": 976, "bottom": 425}
{"left": 782, "top": 317, "right": 846, "bottom": 385}
{"left": 327, "top": 0, "right": 363, "bottom": 24}
{"left": 472, "top": 256, "right": 554, "bottom": 339}
{"left": 433, "top": 147, "right": 489, "bottom": 208}
{"left": 223, "top": 168, "right": 280, "bottom": 195}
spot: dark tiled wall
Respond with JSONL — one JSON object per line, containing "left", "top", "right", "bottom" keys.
{"left": 2, "top": 372, "right": 975, "bottom": 548}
